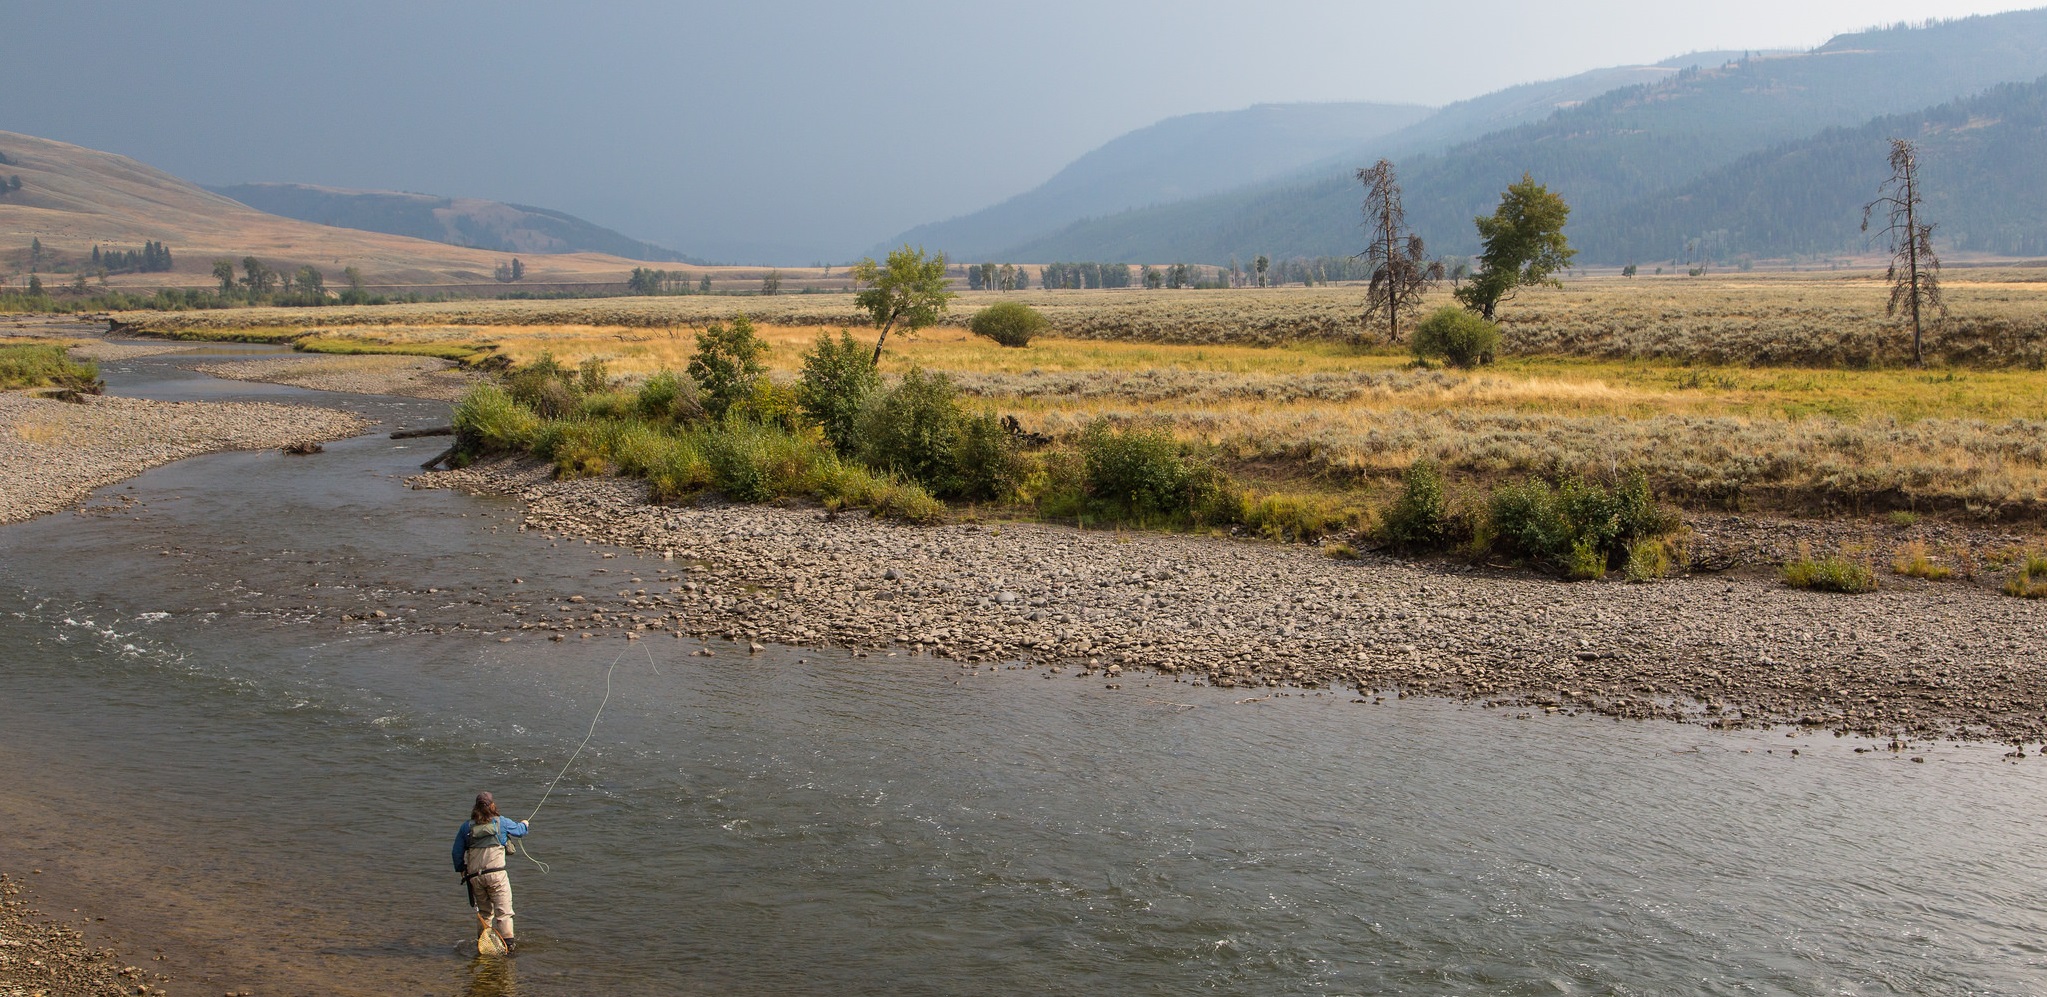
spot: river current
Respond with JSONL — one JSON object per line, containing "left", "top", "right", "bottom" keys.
{"left": 2, "top": 351, "right": 2044, "bottom": 995}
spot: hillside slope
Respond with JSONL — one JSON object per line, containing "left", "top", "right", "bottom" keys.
{"left": 0, "top": 130, "right": 666, "bottom": 285}
{"left": 889, "top": 102, "right": 1432, "bottom": 260}
{"left": 994, "top": 9, "right": 2047, "bottom": 265}
{"left": 209, "top": 182, "right": 704, "bottom": 264}
{"left": 1585, "top": 76, "right": 2047, "bottom": 263}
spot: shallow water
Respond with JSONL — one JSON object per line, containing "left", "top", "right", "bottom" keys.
{"left": 3, "top": 353, "right": 2046, "bottom": 995}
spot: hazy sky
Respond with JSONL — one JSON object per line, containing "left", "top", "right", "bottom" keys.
{"left": 2, "top": 1, "right": 2038, "bottom": 262}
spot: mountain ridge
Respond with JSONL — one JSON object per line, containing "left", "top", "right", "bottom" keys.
{"left": 208, "top": 182, "right": 705, "bottom": 264}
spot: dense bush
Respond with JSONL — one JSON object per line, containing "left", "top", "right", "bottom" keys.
{"left": 858, "top": 368, "right": 963, "bottom": 494}
{"left": 1485, "top": 471, "right": 1673, "bottom": 578}
{"left": 1378, "top": 460, "right": 1451, "bottom": 550}
{"left": 798, "top": 330, "right": 881, "bottom": 454}
{"left": 634, "top": 370, "right": 705, "bottom": 426}
{"left": 950, "top": 409, "right": 1022, "bottom": 502}
{"left": 855, "top": 368, "right": 1018, "bottom": 500}
{"left": 0, "top": 343, "right": 100, "bottom": 391}
{"left": 1411, "top": 306, "right": 1500, "bottom": 368}
{"left": 505, "top": 352, "right": 581, "bottom": 418}
{"left": 453, "top": 384, "right": 541, "bottom": 452}
{"left": 968, "top": 300, "right": 1047, "bottom": 347}
{"left": 1078, "top": 421, "right": 1229, "bottom": 522}
{"left": 687, "top": 316, "right": 768, "bottom": 419}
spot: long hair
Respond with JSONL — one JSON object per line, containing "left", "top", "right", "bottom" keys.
{"left": 471, "top": 797, "right": 499, "bottom": 824}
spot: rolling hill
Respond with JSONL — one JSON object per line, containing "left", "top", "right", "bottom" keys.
{"left": 0, "top": 130, "right": 679, "bottom": 286}
{"left": 209, "top": 182, "right": 704, "bottom": 264}
{"left": 981, "top": 9, "right": 2047, "bottom": 266}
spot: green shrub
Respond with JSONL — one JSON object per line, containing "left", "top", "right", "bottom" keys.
{"left": 797, "top": 330, "right": 881, "bottom": 453}
{"left": 1783, "top": 555, "right": 1878, "bottom": 594}
{"left": 951, "top": 409, "right": 1023, "bottom": 502}
{"left": 0, "top": 343, "right": 99, "bottom": 391}
{"left": 968, "top": 300, "right": 1047, "bottom": 347}
{"left": 727, "top": 378, "right": 805, "bottom": 432}
{"left": 645, "top": 434, "right": 713, "bottom": 502}
{"left": 707, "top": 420, "right": 820, "bottom": 502}
{"left": 2002, "top": 552, "right": 2047, "bottom": 598}
{"left": 1623, "top": 537, "right": 1673, "bottom": 582}
{"left": 858, "top": 368, "right": 966, "bottom": 495}
{"left": 452, "top": 384, "right": 541, "bottom": 451}
{"left": 1411, "top": 306, "right": 1500, "bottom": 368}
{"left": 1484, "top": 471, "right": 1674, "bottom": 575}
{"left": 1379, "top": 460, "right": 1450, "bottom": 550}
{"left": 1078, "top": 421, "right": 1228, "bottom": 522}
{"left": 1239, "top": 492, "right": 1354, "bottom": 543}
{"left": 811, "top": 459, "right": 945, "bottom": 522}
{"left": 578, "top": 356, "right": 612, "bottom": 394}
{"left": 634, "top": 370, "right": 705, "bottom": 426}
{"left": 505, "top": 352, "right": 580, "bottom": 418}
{"left": 577, "top": 389, "right": 637, "bottom": 422}
{"left": 688, "top": 316, "right": 769, "bottom": 419}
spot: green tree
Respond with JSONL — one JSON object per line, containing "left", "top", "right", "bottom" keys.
{"left": 212, "top": 259, "right": 237, "bottom": 294}
{"left": 760, "top": 269, "right": 782, "bottom": 295}
{"left": 1357, "top": 159, "right": 1443, "bottom": 345}
{"left": 851, "top": 245, "right": 954, "bottom": 364}
{"left": 241, "top": 257, "right": 276, "bottom": 294}
{"left": 26, "top": 273, "right": 43, "bottom": 296}
{"left": 1454, "top": 173, "right": 1576, "bottom": 321}
{"left": 1862, "top": 138, "right": 1943, "bottom": 366}
{"left": 687, "top": 315, "right": 769, "bottom": 419}
{"left": 698, "top": 273, "right": 712, "bottom": 293}
{"left": 1253, "top": 254, "right": 1268, "bottom": 287}
{"left": 797, "top": 330, "right": 881, "bottom": 454}
{"left": 29, "top": 237, "right": 41, "bottom": 272}
{"left": 511, "top": 257, "right": 525, "bottom": 281}
{"left": 293, "top": 265, "right": 325, "bottom": 297}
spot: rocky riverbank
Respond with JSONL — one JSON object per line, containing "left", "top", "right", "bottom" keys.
{"left": 0, "top": 871, "right": 157, "bottom": 997}
{"left": 189, "top": 354, "right": 475, "bottom": 400}
{"left": 418, "top": 458, "right": 2047, "bottom": 744}
{"left": 0, "top": 393, "right": 370, "bottom": 526}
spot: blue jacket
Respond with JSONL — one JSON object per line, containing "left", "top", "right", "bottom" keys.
{"left": 453, "top": 816, "right": 530, "bottom": 873}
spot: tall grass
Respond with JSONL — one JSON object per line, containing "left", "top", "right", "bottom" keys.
{"left": 0, "top": 343, "right": 100, "bottom": 391}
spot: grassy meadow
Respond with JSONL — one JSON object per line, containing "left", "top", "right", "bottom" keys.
{"left": 112, "top": 273, "right": 2047, "bottom": 522}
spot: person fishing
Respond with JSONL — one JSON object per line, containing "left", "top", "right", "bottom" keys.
{"left": 453, "top": 791, "right": 531, "bottom": 954}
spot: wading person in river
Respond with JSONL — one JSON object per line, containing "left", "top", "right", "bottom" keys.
{"left": 454, "top": 791, "right": 530, "bottom": 954}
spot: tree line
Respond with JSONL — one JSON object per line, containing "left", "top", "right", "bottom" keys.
{"left": 627, "top": 267, "right": 714, "bottom": 295}
{"left": 91, "top": 241, "right": 174, "bottom": 274}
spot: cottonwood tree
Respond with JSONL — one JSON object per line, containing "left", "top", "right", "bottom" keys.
{"left": 1357, "top": 159, "right": 1444, "bottom": 344}
{"left": 212, "top": 259, "right": 236, "bottom": 293}
{"left": 1862, "top": 138, "right": 1943, "bottom": 366}
{"left": 851, "top": 245, "right": 953, "bottom": 364}
{"left": 1455, "top": 173, "right": 1575, "bottom": 320}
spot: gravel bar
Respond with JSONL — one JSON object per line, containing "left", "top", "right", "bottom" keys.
{"left": 189, "top": 355, "right": 476, "bottom": 400}
{"left": 419, "top": 458, "right": 2047, "bottom": 744}
{"left": 0, "top": 393, "right": 370, "bottom": 526}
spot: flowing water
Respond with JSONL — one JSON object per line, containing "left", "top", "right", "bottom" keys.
{"left": 3, "top": 352, "right": 2045, "bottom": 995}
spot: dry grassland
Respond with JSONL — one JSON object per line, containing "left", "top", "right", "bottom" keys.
{"left": 115, "top": 275, "right": 2047, "bottom": 519}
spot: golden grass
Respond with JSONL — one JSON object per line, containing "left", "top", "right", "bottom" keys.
{"left": 108, "top": 276, "right": 2047, "bottom": 518}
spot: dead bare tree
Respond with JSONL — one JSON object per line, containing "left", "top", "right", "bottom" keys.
{"left": 1358, "top": 159, "right": 1443, "bottom": 344}
{"left": 1862, "top": 138, "right": 1944, "bottom": 366}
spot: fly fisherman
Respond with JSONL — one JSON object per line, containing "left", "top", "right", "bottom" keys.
{"left": 453, "top": 791, "right": 530, "bottom": 953}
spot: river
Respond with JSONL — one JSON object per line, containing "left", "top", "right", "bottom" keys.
{"left": 2, "top": 350, "right": 2043, "bottom": 996}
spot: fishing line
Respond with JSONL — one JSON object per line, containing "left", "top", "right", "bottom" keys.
{"left": 515, "top": 641, "right": 663, "bottom": 873}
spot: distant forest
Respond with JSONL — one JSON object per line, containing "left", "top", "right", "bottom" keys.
{"left": 1582, "top": 76, "right": 2047, "bottom": 263}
